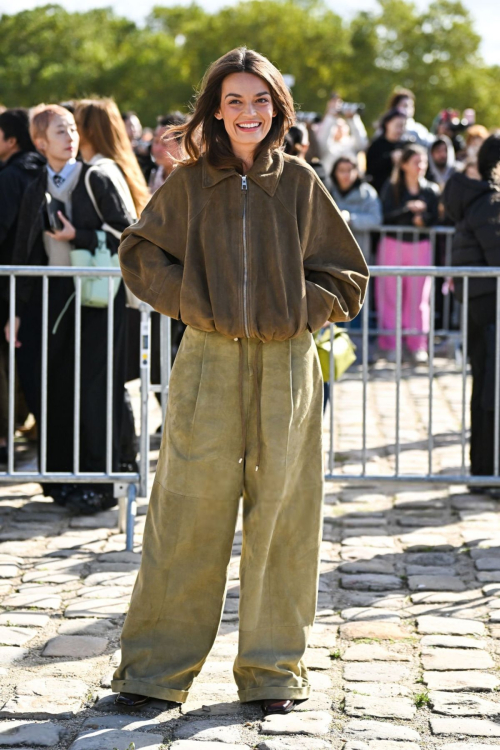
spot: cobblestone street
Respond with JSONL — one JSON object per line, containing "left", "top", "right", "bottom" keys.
{"left": 1, "top": 361, "right": 500, "bottom": 749}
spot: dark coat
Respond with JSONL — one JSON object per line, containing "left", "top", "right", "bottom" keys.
{"left": 380, "top": 177, "right": 439, "bottom": 241}
{"left": 443, "top": 172, "right": 500, "bottom": 302}
{"left": 366, "top": 136, "right": 405, "bottom": 195}
{"left": 11, "top": 161, "right": 134, "bottom": 476}
{"left": 0, "top": 150, "right": 45, "bottom": 323}
{"left": 12, "top": 162, "right": 134, "bottom": 313}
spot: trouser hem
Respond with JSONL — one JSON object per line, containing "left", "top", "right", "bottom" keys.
{"left": 111, "top": 678, "right": 187, "bottom": 703}
{"left": 238, "top": 685, "right": 311, "bottom": 703}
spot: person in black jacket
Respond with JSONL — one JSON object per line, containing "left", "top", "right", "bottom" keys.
{"left": 366, "top": 109, "right": 408, "bottom": 195}
{"left": 0, "top": 109, "right": 45, "bottom": 463}
{"left": 284, "top": 124, "right": 332, "bottom": 189}
{"left": 5, "top": 104, "right": 133, "bottom": 513}
{"left": 376, "top": 144, "right": 439, "bottom": 363}
{"left": 443, "top": 134, "right": 500, "bottom": 492}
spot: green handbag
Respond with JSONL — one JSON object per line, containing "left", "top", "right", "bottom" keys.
{"left": 52, "top": 231, "right": 120, "bottom": 334}
{"left": 315, "top": 326, "right": 357, "bottom": 383}
{"left": 70, "top": 230, "right": 121, "bottom": 308}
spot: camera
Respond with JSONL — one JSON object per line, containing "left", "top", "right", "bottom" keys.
{"left": 438, "top": 109, "right": 469, "bottom": 134}
{"left": 296, "top": 111, "right": 322, "bottom": 124}
{"left": 338, "top": 102, "right": 365, "bottom": 116}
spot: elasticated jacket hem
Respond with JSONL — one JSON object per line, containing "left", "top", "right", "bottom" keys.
{"left": 119, "top": 149, "right": 369, "bottom": 342}
{"left": 111, "top": 678, "right": 187, "bottom": 703}
{"left": 238, "top": 685, "right": 311, "bottom": 703}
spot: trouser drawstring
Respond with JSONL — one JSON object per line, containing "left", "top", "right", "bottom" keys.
{"left": 237, "top": 338, "right": 246, "bottom": 465}
{"left": 253, "top": 340, "right": 263, "bottom": 471}
{"left": 236, "top": 337, "right": 263, "bottom": 472}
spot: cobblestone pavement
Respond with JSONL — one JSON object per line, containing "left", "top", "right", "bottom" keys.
{"left": 1, "top": 361, "right": 500, "bottom": 749}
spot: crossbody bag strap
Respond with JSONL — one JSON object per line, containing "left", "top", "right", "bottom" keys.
{"left": 84, "top": 166, "right": 123, "bottom": 241}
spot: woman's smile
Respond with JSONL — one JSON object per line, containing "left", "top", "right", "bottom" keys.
{"left": 236, "top": 121, "right": 262, "bottom": 132}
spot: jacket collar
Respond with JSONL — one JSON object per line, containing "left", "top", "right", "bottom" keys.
{"left": 202, "top": 149, "right": 283, "bottom": 196}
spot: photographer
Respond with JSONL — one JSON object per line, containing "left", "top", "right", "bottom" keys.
{"left": 314, "top": 94, "right": 368, "bottom": 177}
{"left": 432, "top": 109, "right": 468, "bottom": 158}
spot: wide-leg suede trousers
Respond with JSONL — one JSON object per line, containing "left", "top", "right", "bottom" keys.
{"left": 112, "top": 326, "right": 324, "bottom": 703}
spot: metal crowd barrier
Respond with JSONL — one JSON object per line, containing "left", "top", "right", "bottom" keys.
{"left": 2, "top": 259, "right": 499, "bottom": 553}
{"left": 326, "top": 265, "right": 500, "bottom": 487}
{"left": 0, "top": 267, "right": 144, "bottom": 551}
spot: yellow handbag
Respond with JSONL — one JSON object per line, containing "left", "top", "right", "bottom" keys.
{"left": 315, "top": 326, "right": 357, "bottom": 383}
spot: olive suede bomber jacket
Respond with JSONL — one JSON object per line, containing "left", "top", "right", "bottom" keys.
{"left": 119, "top": 149, "right": 369, "bottom": 342}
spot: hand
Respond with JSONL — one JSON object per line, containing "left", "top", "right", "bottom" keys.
{"left": 406, "top": 200, "right": 427, "bottom": 214}
{"left": 391, "top": 149, "right": 403, "bottom": 164}
{"left": 46, "top": 211, "right": 76, "bottom": 241}
{"left": 341, "top": 210, "right": 351, "bottom": 223}
{"left": 413, "top": 214, "right": 425, "bottom": 227}
{"left": 4, "top": 317, "right": 21, "bottom": 348}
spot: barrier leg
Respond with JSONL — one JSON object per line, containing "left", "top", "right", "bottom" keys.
{"left": 125, "top": 483, "right": 137, "bottom": 552}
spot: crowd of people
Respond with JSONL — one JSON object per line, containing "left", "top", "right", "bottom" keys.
{"left": 0, "top": 81, "right": 499, "bottom": 512}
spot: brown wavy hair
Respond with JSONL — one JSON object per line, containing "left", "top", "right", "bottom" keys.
{"left": 390, "top": 143, "right": 427, "bottom": 205}
{"left": 75, "top": 98, "right": 150, "bottom": 215}
{"left": 170, "top": 47, "right": 295, "bottom": 172}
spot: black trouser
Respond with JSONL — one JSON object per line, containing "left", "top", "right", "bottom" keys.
{"left": 468, "top": 293, "right": 497, "bottom": 477}
{"left": 17, "top": 278, "right": 132, "bottom": 480}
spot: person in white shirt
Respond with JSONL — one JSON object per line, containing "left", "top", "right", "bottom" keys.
{"left": 313, "top": 94, "right": 368, "bottom": 177}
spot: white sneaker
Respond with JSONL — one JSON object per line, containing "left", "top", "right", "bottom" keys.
{"left": 413, "top": 349, "right": 429, "bottom": 365}
{"left": 383, "top": 350, "right": 397, "bottom": 363}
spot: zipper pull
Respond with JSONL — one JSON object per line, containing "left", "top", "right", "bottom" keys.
{"left": 241, "top": 175, "right": 247, "bottom": 191}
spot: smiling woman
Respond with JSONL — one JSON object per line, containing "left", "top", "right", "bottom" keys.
{"left": 112, "top": 46, "right": 369, "bottom": 718}
{"left": 214, "top": 74, "right": 277, "bottom": 170}
{"left": 173, "top": 46, "right": 295, "bottom": 173}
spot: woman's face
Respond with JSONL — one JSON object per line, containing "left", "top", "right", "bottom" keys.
{"left": 397, "top": 96, "right": 415, "bottom": 119}
{"left": 335, "top": 161, "right": 358, "bottom": 191}
{"left": 215, "top": 72, "right": 276, "bottom": 155}
{"left": 333, "top": 118, "right": 349, "bottom": 142}
{"left": 38, "top": 113, "right": 79, "bottom": 163}
{"left": 467, "top": 136, "right": 484, "bottom": 156}
{"left": 402, "top": 152, "right": 428, "bottom": 180}
{"left": 151, "top": 125, "right": 182, "bottom": 169}
{"left": 385, "top": 115, "right": 406, "bottom": 142}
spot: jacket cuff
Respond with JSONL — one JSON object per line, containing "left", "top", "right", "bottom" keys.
{"left": 150, "top": 263, "right": 183, "bottom": 319}
{"left": 306, "top": 281, "right": 335, "bottom": 333}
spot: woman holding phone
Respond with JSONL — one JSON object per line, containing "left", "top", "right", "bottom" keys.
{"left": 7, "top": 103, "right": 136, "bottom": 513}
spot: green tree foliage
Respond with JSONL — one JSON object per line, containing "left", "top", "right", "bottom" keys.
{"left": 0, "top": 0, "right": 499, "bottom": 130}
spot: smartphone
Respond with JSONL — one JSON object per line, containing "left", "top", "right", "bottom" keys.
{"left": 43, "top": 193, "right": 66, "bottom": 232}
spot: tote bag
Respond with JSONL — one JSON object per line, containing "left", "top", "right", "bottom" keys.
{"left": 71, "top": 230, "right": 121, "bottom": 307}
{"left": 85, "top": 159, "right": 140, "bottom": 308}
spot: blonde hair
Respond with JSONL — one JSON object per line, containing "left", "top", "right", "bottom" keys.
{"left": 466, "top": 124, "right": 489, "bottom": 145}
{"left": 75, "top": 98, "right": 150, "bottom": 215}
{"left": 29, "top": 103, "right": 73, "bottom": 144}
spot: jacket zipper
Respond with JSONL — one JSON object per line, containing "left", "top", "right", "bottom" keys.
{"left": 241, "top": 175, "right": 250, "bottom": 338}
